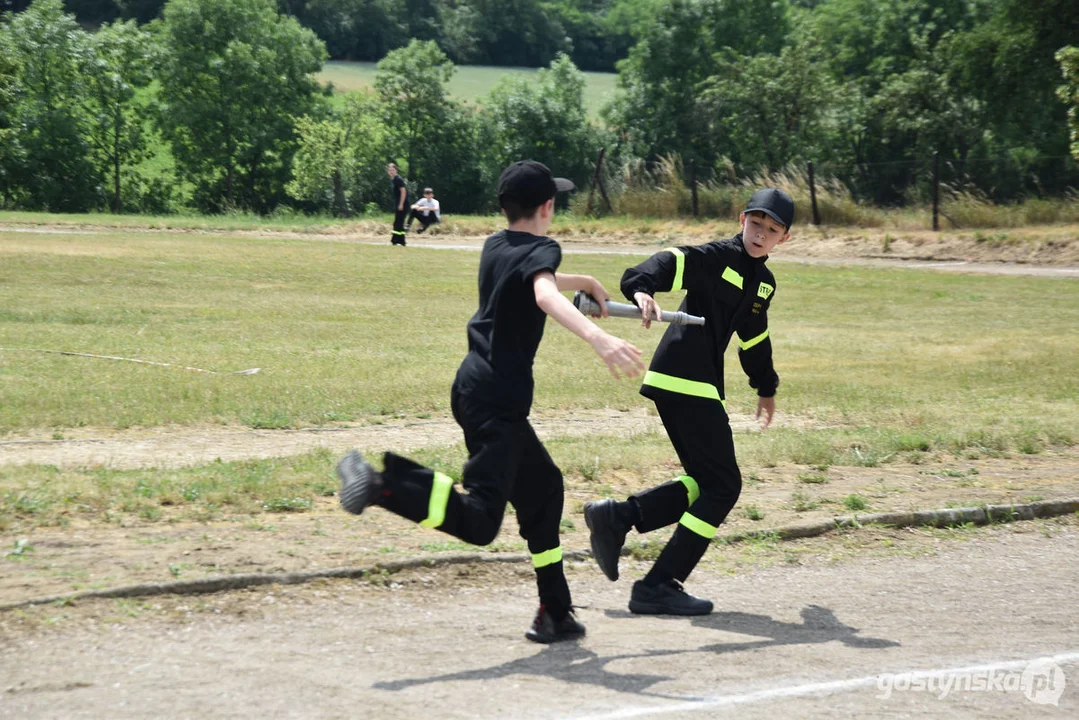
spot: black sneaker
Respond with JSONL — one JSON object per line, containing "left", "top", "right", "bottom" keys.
{"left": 525, "top": 605, "right": 586, "bottom": 644}
{"left": 628, "top": 579, "right": 713, "bottom": 616}
{"left": 336, "top": 450, "right": 383, "bottom": 515}
{"left": 416, "top": 226, "right": 426, "bottom": 234}
{"left": 584, "top": 499, "right": 627, "bottom": 581}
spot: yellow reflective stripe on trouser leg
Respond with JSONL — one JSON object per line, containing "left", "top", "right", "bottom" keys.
{"left": 722, "top": 266, "right": 744, "bottom": 289}
{"left": 532, "top": 546, "right": 563, "bottom": 569}
{"left": 419, "top": 471, "right": 453, "bottom": 528}
{"left": 666, "top": 248, "right": 685, "bottom": 291}
{"left": 679, "top": 512, "right": 718, "bottom": 539}
{"left": 642, "top": 371, "right": 724, "bottom": 406}
{"left": 738, "top": 329, "right": 770, "bottom": 350}
{"left": 677, "top": 475, "right": 700, "bottom": 505}
{"left": 392, "top": 230, "right": 407, "bottom": 236}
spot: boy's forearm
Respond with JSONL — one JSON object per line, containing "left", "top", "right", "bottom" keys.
{"left": 536, "top": 279, "right": 601, "bottom": 343}
{"left": 553, "top": 273, "right": 595, "bottom": 293}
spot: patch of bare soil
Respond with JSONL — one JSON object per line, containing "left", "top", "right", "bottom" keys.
{"left": 2, "top": 420, "right": 1075, "bottom": 605}
{"left": 3, "top": 221, "right": 1078, "bottom": 270}
{"left": 1, "top": 519, "right": 1077, "bottom": 719}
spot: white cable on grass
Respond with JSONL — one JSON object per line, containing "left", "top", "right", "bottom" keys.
{"left": 0, "top": 347, "right": 259, "bottom": 375}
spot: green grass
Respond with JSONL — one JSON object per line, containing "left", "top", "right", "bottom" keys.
{"left": 0, "top": 223, "right": 1076, "bottom": 529}
{"left": 318, "top": 60, "right": 619, "bottom": 120}
{"left": 1, "top": 226, "right": 1076, "bottom": 448}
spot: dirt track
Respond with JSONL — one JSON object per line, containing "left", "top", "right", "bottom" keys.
{"left": 2, "top": 519, "right": 1076, "bottom": 718}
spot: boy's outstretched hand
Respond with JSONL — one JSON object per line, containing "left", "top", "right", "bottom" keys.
{"left": 756, "top": 396, "right": 775, "bottom": 429}
{"left": 591, "top": 332, "right": 645, "bottom": 379}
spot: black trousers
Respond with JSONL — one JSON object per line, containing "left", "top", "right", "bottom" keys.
{"left": 391, "top": 208, "right": 408, "bottom": 245}
{"left": 632, "top": 395, "right": 742, "bottom": 584}
{"left": 376, "top": 383, "right": 571, "bottom": 613}
{"left": 407, "top": 209, "right": 439, "bottom": 230}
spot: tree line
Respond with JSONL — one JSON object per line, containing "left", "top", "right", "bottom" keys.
{"left": 1, "top": 0, "right": 1077, "bottom": 217}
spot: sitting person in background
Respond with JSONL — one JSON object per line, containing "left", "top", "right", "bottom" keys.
{"left": 407, "top": 187, "right": 441, "bottom": 233}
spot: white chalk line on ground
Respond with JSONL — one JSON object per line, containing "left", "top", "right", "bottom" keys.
{"left": 564, "top": 651, "right": 1079, "bottom": 719}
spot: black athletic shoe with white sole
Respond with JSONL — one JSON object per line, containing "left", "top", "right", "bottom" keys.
{"left": 628, "top": 579, "right": 713, "bottom": 616}
{"left": 525, "top": 605, "right": 586, "bottom": 644}
{"left": 584, "top": 499, "right": 627, "bottom": 581}
{"left": 337, "top": 450, "right": 383, "bottom": 515}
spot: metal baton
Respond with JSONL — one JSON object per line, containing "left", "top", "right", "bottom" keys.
{"left": 573, "top": 291, "right": 705, "bottom": 326}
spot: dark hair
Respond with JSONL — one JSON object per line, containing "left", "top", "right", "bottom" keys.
{"left": 387, "top": 162, "right": 398, "bottom": 170}
{"left": 501, "top": 199, "right": 541, "bottom": 224}
{"left": 423, "top": 187, "right": 433, "bottom": 194}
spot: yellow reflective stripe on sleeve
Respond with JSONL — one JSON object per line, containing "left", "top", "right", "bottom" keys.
{"left": 757, "top": 282, "right": 774, "bottom": 299}
{"left": 531, "top": 546, "right": 563, "bottom": 568}
{"left": 666, "top": 248, "right": 685, "bottom": 291}
{"left": 677, "top": 475, "right": 700, "bottom": 505}
{"left": 679, "top": 512, "right": 718, "bottom": 539}
{"left": 643, "top": 370, "right": 723, "bottom": 403}
{"left": 738, "top": 329, "right": 770, "bottom": 351}
{"left": 419, "top": 471, "right": 453, "bottom": 528}
{"left": 722, "top": 266, "right": 743, "bottom": 289}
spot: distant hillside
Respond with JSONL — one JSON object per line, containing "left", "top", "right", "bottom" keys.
{"left": 318, "top": 61, "right": 619, "bottom": 120}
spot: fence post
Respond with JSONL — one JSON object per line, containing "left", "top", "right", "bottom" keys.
{"left": 586, "top": 147, "right": 606, "bottom": 216}
{"left": 690, "top": 160, "right": 699, "bottom": 217}
{"left": 807, "top": 161, "right": 821, "bottom": 226}
{"left": 932, "top": 151, "right": 940, "bottom": 231}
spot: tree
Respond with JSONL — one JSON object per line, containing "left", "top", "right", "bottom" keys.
{"left": 155, "top": 0, "right": 328, "bottom": 212}
{"left": 374, "top": 39, "right": 454, "bottom": 180}
{"left": 84, "top": 19, "right": 157, "bottom": 212}
{"left": 287, "top": 92, "right": 388, "bottom": 216}
{"left": 481, "top": 54, "right": 601, "bottom": 189}
{"left": 1059, "top": 46, "right": 1079, "bottom": 162}
{"left": 0, "top": 0, "right": 100, "bottom": 211}
{"left": 608, "top": 0, "right": 791, "bottom": 169}
{"left": 700, "top": 35, "right": 839, "bottom": 172}
{"left": 0, "top": 52, "right": 19, "bottom": 207}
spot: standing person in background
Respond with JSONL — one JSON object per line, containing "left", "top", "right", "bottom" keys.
{"left": 388, "top": 162, "right": 409, "bottom": 246}
{"left": 407, "top": 187, "right": 441, "bottom": 234}
{"left": 584, "top": 188, "right": 795, "bottom": 617}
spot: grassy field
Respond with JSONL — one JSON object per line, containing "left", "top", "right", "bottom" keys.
{"left": 1, "top": 226, "right": 1076, "bottom": 530}
{"left": 318, "top": 60, "right": 620, "bottom": 119}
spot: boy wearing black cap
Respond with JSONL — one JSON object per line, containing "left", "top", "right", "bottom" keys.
{"left": 336, "top": 160, "right": 645, "bottom": 642}
{"left": 584, "top": 188, "right": 795, "bottom": 616}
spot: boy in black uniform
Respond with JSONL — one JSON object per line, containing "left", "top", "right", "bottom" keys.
{"left": 387, "top": 162, "right": 408, "bottom": 246}
{"left": 584, "top": 188, "right": 794, "bottom": 616}
{"left": 336, "top": 160, "right": 645, "bottom": 642}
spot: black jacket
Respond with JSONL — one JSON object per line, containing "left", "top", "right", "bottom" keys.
{"left": 621, "top": 233, "right": 779, "bottom": 405}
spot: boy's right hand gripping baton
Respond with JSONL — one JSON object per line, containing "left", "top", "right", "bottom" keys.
{"left": 573, "top": 291, "right": 705, "bottom": 326}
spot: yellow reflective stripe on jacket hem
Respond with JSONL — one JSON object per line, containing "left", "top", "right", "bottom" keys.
{"left": 420, "top": 472, "right": 453, "bottom": 528}
{"left": 678, "top": 475, "right": 700, "bottom": 505}
{"left": 722, "top": 266, "right": 743, "bottom": 289}
{"left": 666, "top": 248, "right": 685, "bottom": 291}
{"left": 679, "top": 512, "right": 718, "bottom": 538}
{"left": 531, "top": 546, "right": 563, "bottom": 569}
{"left": 738, "top": 329, "right": 770, "bottom": 351}
{"left": 643, "top": 370, "right": 723, "bottom": 403}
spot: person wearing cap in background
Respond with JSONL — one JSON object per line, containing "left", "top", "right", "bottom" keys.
{"left": 334, "top": 160, "right": 645, "bottom": 643}
{"left": 584, "top": 188, "right": 795, "bottom": 617}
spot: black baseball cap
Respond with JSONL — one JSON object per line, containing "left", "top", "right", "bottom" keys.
{"left": 744, "top": 188, "right": 795, "bottom": 229}
{"left": 497, "top": 160, "right": 575, "bottom": 209}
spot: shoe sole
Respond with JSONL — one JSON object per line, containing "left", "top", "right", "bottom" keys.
{"left": 584, "top": 501, "right": 620, "bottom": 581}
{"left": 337, "top": 451, "right": 376, "bottom": 515}
{"left": 628, "top": 599, "right": 714, "bottom": 616}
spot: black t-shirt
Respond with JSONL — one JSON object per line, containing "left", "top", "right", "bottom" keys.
{"left": 455, "top": 229, "right": 562, "bottom": 412}
{"left": 390, "top": 175, "right": 407, "bottom": 209}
